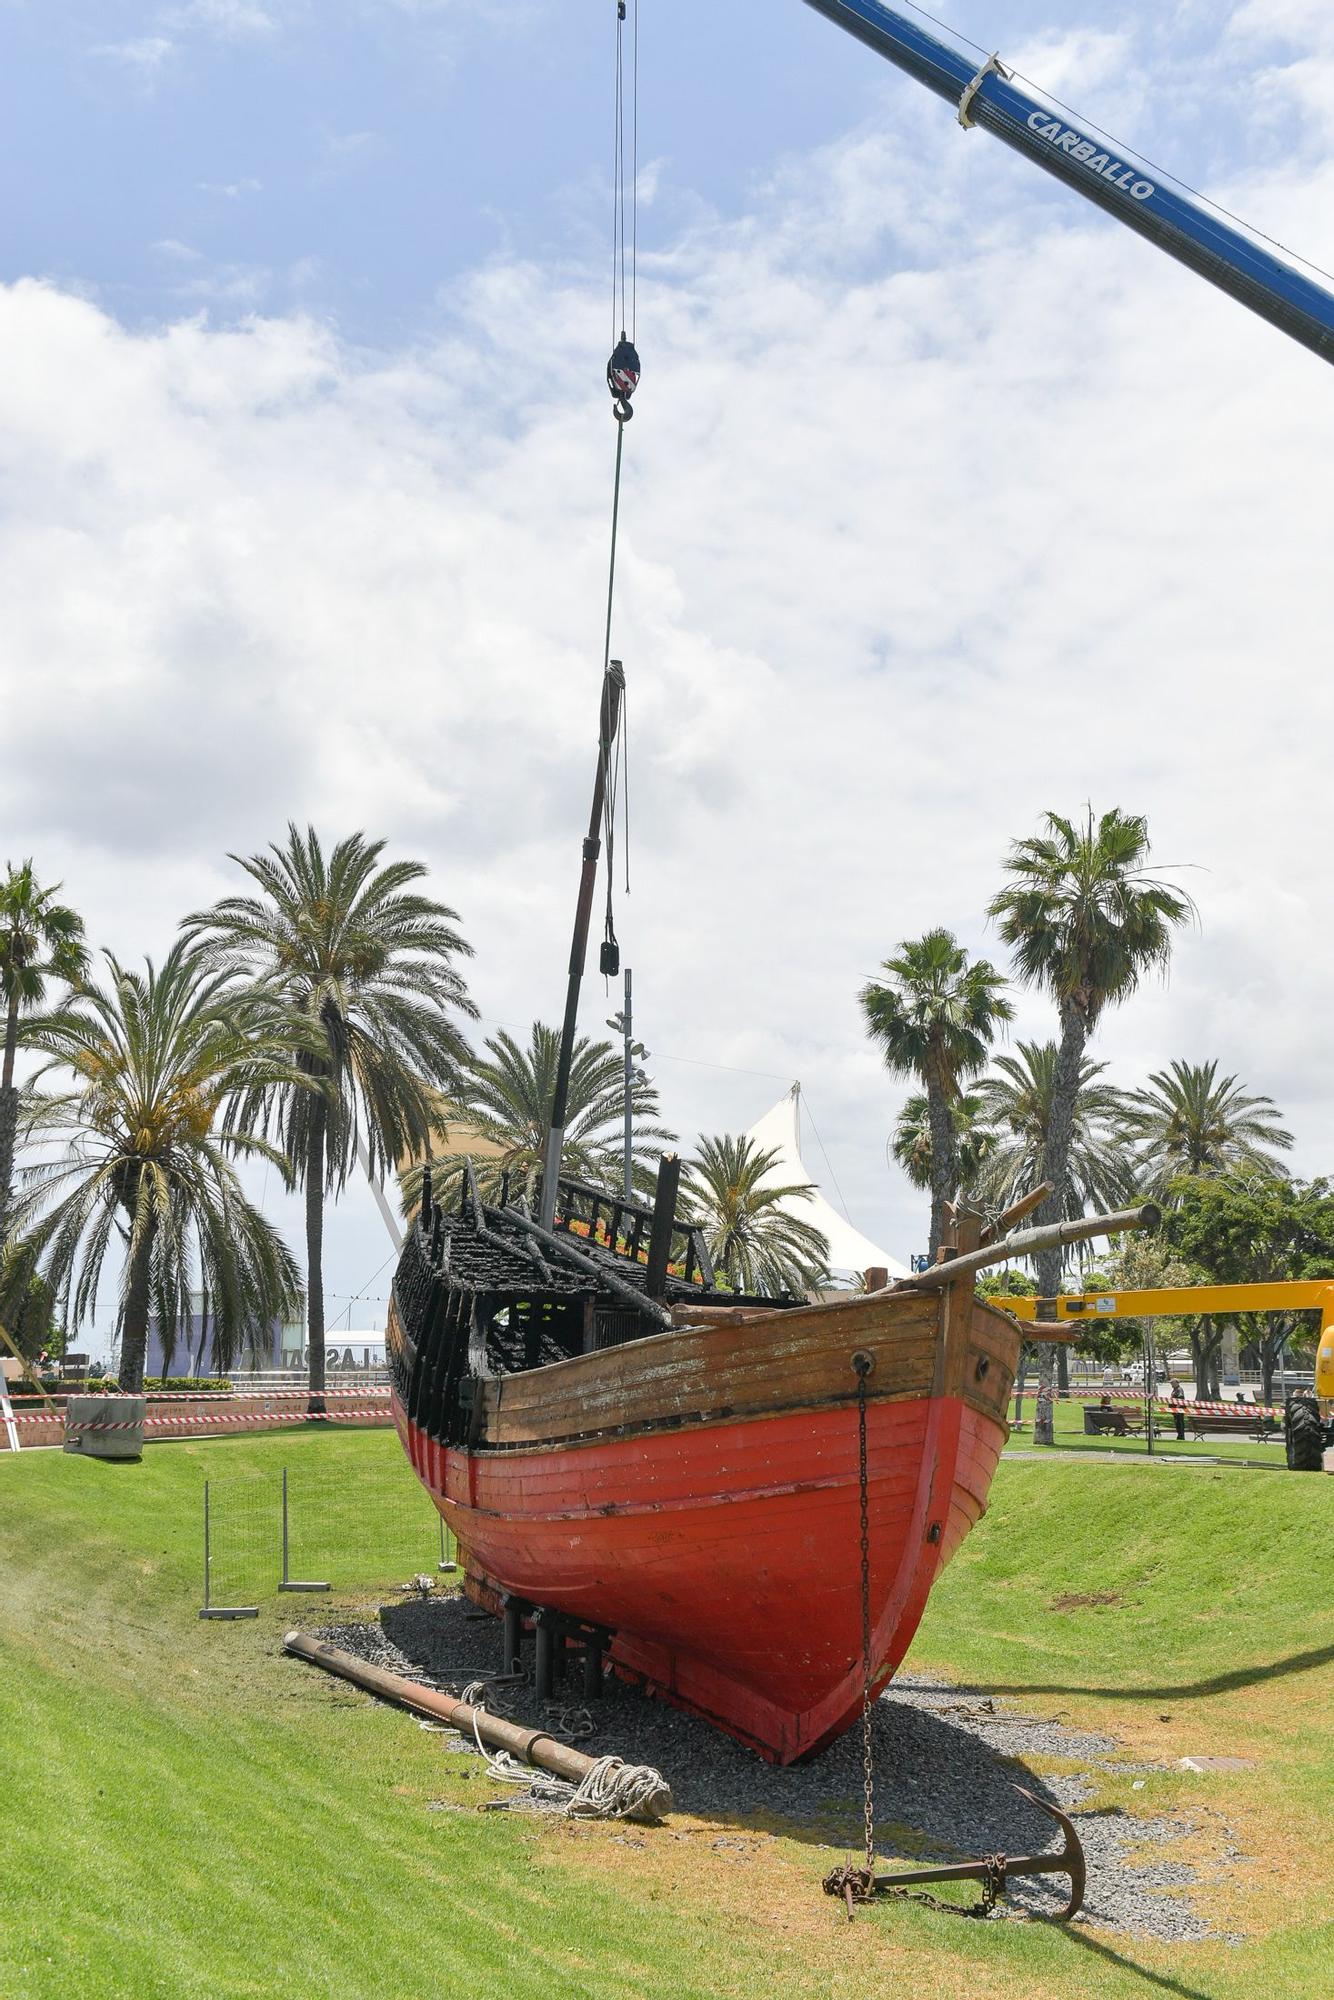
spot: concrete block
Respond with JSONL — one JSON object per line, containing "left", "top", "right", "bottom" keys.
{"left": 64, "top": 1395, "right": 146, "bottom": 1460}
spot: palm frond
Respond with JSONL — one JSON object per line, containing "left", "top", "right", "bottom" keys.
{"left": 14, "top": 941, "right": 304, "bottom": 1387}
{"left": 1125, "top": 1058, "right": 1293, "bottom": 1193}
{"left": 682, "top": 1134, "right": 831, "bottom": 1296}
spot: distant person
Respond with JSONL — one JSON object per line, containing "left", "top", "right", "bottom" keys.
{"left": 1102, "top": 1362, "right": 1115, "bottom": 1388}
{"left": 1170, "top": 1380, "right": 1186, "bottom": 1441}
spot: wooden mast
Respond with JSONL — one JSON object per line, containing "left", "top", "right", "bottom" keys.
{"left": 539, "top": 659, "right": 625, "bottom": 1231}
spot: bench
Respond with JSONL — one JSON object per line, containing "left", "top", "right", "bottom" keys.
{"left": 1188, "top": 1411, "right": 1281, "bottom": 1443}
{"left": 1082, "top": 1406, "right": 1142, "bottom": 1437}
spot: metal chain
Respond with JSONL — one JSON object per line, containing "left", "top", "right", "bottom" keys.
{"left": 837, "top": 1354, "right": 1018, "bottom": 1921}
{"left": 855, "top": 1353, "right": 875, "bottom": 1878}
{"left": 824, "top": 1855, "right": 1012, "bottom": 1920}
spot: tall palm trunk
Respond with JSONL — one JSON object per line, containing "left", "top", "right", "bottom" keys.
{"left": 925, "top": 1053, "right": 956, "bottom": 1259}
{"left": 1031, "top": 1003, "right": 1088, "bottom": 1445}
{"left": 118, "top": 1196, "right": 156, "bottom": 1396}
{"left": 0, "top": 990, "right": 20, "bottom": 1246}
{"left": 305, "top": 1098, "right": 327, "bottom": 1411}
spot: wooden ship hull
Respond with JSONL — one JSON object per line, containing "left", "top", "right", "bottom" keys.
{"left": 386, "top": 1171, "right": 1019, "bottom": 1765}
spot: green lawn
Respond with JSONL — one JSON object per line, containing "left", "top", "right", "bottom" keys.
{"left": 1, "top": 1429, "right": 1330, "bottom": 2000}
{"left": 1011, "top": 1391, "right": 1290, "bottom": 1463}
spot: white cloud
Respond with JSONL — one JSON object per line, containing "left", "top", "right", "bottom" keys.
{"left": 4, "top": 64, "right": 1334, "bottom": 1276}
{"left": 325, "top": 130, "right": 375, "bottom": 159}
{"left": 170, "top": 0, "right": 277, "bottom": 36}
{"left": 1226, "top": 0, "right": 1334, "bottom": 144}
{"left": 1007, "top": 26, "right": 1135, "bottom": 99}
{"left": 93, "top": 34, "right": 175, "bottom": 72}
{"left": 196, "top": 178, "right": 263, "bottom": 198}
{"left": 1228, "top": 1, "right": 1334, "bottom": 43}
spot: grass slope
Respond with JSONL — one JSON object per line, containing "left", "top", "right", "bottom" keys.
{"left": 1, "top": 1431, "right": 1330, "bottom": 1999}
{"left": 1018, "top": 1392, "right": 1292, "bottom": 1462}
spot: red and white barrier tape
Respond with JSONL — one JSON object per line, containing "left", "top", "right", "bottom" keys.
{"left": 1013, "top": 1386, "right": 1146, "bottom": 1403}
{"left": 144, "top": 1387, "right": 389, "bottom": 1403}
{"left": 1165, "top": 1398, "right": 1281, "bottom": 1420}
{"left": 145, "top": 1407, "right": 388, "bottom": 1429}
{"left": 61, "top": 1408, "right": 390, "bottom": 1432}
{"left": 1012, "top": 1392, "right": 1280, "bottom": 1424}
{"left": 1011, "top": 1388, "right": 1281, "bottom": 1420}
{"left": 8, "top": 1386, "right": 389, "bottom": 1407}
{"left": 4, "top": 1398, "right": 392, "bottom": 1450}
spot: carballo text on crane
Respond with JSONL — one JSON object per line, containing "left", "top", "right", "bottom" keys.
{"left": 803, "top": 0, "right": 1334, "bottom": 364}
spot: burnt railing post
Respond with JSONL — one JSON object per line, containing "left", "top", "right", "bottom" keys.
{"left": 645, "top": 1154, "right": 682, "bottom": 1301}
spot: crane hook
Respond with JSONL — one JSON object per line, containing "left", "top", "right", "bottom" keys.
{"left": 607, "top": 332, "right": 641, "bottom": 423}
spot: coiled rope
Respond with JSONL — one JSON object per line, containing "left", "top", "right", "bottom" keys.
{"left": 458, "top": 1680, "right": 670, "bottom": 1822}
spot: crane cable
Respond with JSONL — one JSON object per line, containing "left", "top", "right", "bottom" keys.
{"left": 600, "top": 0, "right": 640, "bottom": 978}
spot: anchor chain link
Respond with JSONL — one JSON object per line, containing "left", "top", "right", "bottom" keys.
{"left": 855, "top": 1351, "right": 875, "bottom": 1881}
{"left": 826, "top": 1351, "right": 1086, "bottom": 1925}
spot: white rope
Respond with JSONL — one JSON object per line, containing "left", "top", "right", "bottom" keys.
{"left": 565, "top": 1754, "right": 672, "bottom": 1823}
{"left": 456, "top": 1686, "right": 670, "bottom": 1822}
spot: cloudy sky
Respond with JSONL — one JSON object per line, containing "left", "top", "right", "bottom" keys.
{"left": 4, "top": 0, "right": 1334, "bottom": 1336}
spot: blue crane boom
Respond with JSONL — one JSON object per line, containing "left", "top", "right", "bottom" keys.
{"left": 802, "top": 0, "right": 1334, "bottom": 365}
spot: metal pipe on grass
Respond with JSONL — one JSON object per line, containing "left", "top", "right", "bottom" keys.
{"left": 283, "top": 1630, "right": 673, "bottom": 1814}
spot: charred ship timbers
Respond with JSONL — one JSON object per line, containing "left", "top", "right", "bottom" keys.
{"left": 386, "top": 1155, "right": 782, "bottom": 1455}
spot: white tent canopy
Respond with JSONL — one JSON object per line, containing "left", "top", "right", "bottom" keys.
{"left": 744, "top": 1085, "right": 909, "bottom": 1282}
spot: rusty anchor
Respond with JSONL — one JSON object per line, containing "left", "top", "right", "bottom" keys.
{"left": 823, "top": 1784, "right": 1087, "bottom": 1922}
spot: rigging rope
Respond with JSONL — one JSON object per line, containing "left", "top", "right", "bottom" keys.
{"left": 599, "top": 0, "right": 640, "bottom": 980}
{"left": 610, "top": 0, "right": 639, "bottom": 359}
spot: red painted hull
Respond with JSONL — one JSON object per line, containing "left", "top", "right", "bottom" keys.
{"left": 392, "top": 1369, "right": 1007, "bottom": 1764}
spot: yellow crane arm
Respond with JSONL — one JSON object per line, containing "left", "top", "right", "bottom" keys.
{"left": 999, "top": 1283, "right": 1334, "bottom": 1397}
{"left": 1002, "top": 1281, "right": 1334, "bottom": 1322}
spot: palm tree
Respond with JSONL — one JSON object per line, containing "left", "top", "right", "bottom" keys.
{"left": 683, "top": 1134, "right": 830, "bottom": 1295}
{"left": 0, "top": 862, "right": 88, "bottom": 1245}
{"left": 860, "top": 929, "right": 1013, "bottom": 1257}
{"left": 417, "top": 1021, "right": 674, "bottom": 1210}
{"left": 187, "top": 827, "right": 476, "bottom": 1403}
{"left": 891, "top": 1091, "right": 994, "bottom": 1201}
{"left": 12, "top": 944, "right": 303, "bottom": 1392}
{"left": 989, "top": 808, "right": 1193, "bottom": 1443}
{"left": 975, "top": 1041, "right": 1135, "bottom": 1227}
{"left": 1127, "top": 1059, "right": 1292, "bottom": 1191}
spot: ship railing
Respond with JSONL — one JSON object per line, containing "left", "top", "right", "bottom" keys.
{"left": 535, "top": 1170, "right": 716, "bottom": 1291}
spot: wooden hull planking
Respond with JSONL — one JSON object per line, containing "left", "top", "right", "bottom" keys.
{"left": 389, "top": 1284, "right": 1016, "bottom": 1765}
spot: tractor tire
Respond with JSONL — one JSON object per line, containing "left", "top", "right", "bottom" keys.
{"left": 1285, "top": 1396, "right": 1324, "bottom": 1472}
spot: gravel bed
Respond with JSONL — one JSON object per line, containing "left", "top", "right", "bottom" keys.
{"left": 310, "top": 1595, "right": 1219, "bottom": 1942}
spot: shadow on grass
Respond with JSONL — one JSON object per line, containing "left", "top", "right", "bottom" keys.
{"left": 366, "top": 1598, "right": 1076, "bottom": 1862}
{"left": 963, "top": 1641, "right": 1334, "bottom": 1704}
{"left": 1060, "top": 1926, "right": 1218, "bottom": 2000}
{"left": 346, "top": 1600, "right": 1201, "bottom": 1940}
